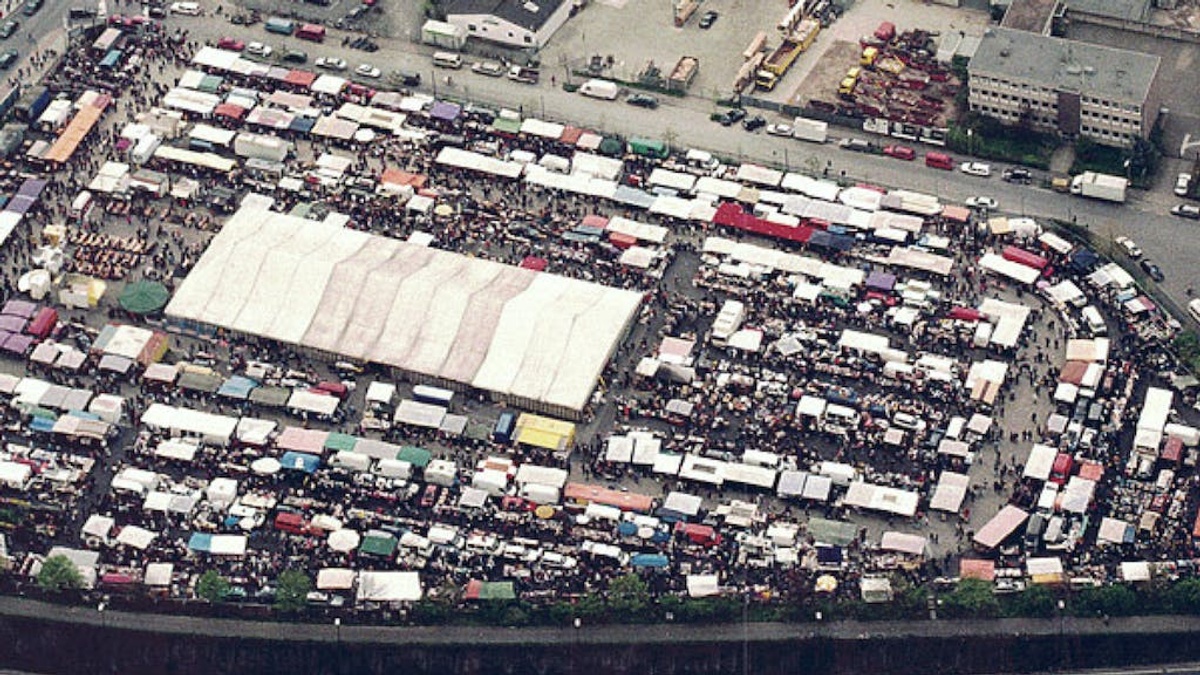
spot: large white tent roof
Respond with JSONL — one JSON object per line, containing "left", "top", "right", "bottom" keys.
{"left": 166, "top": 204, "right": 642, "bottom": 415}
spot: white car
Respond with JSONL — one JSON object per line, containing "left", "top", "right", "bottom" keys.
{"left": 965, "top": 196, "right": 997, "bottom": 210}
{"left": 765, "top": 123, "right": 793, "bottom": 137}
{"left": 316, "top": 56, "right": 347, "bottom": 71}
{"left": 1114, "top": 236, "right": 1142, "bottom": 258}
{"left": 470, "top": 60, "right": 504, "bottom": 77}
{"left": 1175, "top": 172, "right": 1192, "bottom": 197}
{"left": 355, "top": 64, "right": 381, "bottom": 78}
{"left": 245, "top": 42, "right": 272, "bottom": 57}
{"left": 959, "top": 161, "right": 991, "bottom": 177}
{"left": 169, "top": 1, "right": 201, "bottom": 14}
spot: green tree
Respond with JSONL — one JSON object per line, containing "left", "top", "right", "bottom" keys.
{"left": 36, "top": 554, "right": 84, "bottom": 593}
{"left": 942, "top": 578, "right": 1000, "bottom": 619}
{"left": 1075, "top": 584, "right": 1138, "bottom": 617}
{"left": 1168, "top": 578, "right": 1200, "bottom": 613}
{"left": 608, "top": 573, "right": 650, "bottom": 621}
{"left": 273, "top": 569, "right": 311, "bottom": 614}
{"left": 1002, "top": 584, "right": 1056, "bottom": 618}
{"left": 196, "top": 570, "right": 230, "bottom": 603}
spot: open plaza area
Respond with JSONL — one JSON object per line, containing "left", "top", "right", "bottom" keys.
{"left": 0, "top": 0, "right": 1195, "bottom": 639}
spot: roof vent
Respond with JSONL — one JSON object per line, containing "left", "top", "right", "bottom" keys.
{"left": 999, "top": 49, "right": 1009, "bottom": 57}
{"left": 523, "top": 1, "right": 540, "bottom": 11}
{"left": 1066, "top": 65, "right": 1082, "bottom": 74}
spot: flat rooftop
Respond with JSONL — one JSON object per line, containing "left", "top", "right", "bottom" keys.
{"left": 1000, "top": 0, "right": 1057, "bottom": 34}
{"left": 970, "top": 27, "right": 1160, "bottom": 104}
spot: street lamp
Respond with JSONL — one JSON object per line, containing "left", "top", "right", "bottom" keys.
{"left": 334, "top": 617, "right": 341, "bottom": 645}
{"left": 967, "top": 128, "right": 974, "bottom": 156}
{"left": 97, "top": 601, "right": 107, "bottom": 630}
{"left": 1057, "top": 599, "right": 1066, "bottom": 668}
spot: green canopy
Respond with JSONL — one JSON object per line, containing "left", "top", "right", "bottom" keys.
{"left": 598, "top": 136, "right": 624, "bottom": 157}
{"left": 396, "top": 446, "right": 432, "bottom": 468}
{"left": 465, "top": 580, "right": 516, "bottom": 601}
{"left": 118, "top": 281, "right": 170, "bottom": 315}
{"left": 808, "top": 517, "right": 858, "bottom": 547}
{"left": 359, "top": 532, "right": 397, "bottom": 557}
{"left": 324, "top": 432, "right": 358, "bottom": 453}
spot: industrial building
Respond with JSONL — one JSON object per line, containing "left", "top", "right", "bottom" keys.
{"left": 440, "top": 0, "right": 575, "bottom": 48}
{"left": 967, "top": 27, "right": 1161, "bottom": 147}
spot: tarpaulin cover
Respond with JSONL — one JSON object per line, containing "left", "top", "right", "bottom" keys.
{"left": 1001, "top": 245, "right": 1048, "bottom": 270}
{"left": 280, "top": 451, "right": 320, "bottom": 473}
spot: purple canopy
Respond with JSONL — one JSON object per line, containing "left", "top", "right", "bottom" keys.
{"left": 429, "top": 100, "right": 462, "bottom": 122}
{"left": 16, "top": 178, "right": 48, "bottom": 199}
{"left": 6, "top": 195, "right": 36, "bottom": 215}
{"left": 865, "top": 271, "right": 897, "bottom": 291}
{"left": 1, "top": 299, "right": 36, "bottom": 318}
{"left": 3, "top": 333, "right": 33, "bottom": 354}
{"left": 0, "top": 315, "right": 27, "bottom": 333}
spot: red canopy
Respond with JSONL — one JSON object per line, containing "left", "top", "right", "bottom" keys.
{"left": 559, "top": 126, "right": 584, "bottom": 145}
{"left": 26, "top": 307, "right": 57, "bottom": 339}
{"left": 519, "top": 256, "right": 548, "bottom": 271}
{"left": 712, "top": 202, "right": 813, "bottom": 243}
{"left": 1001, "top": 245, "right": 1048, "bottom": 270}
{"left": 581, "top": 214, "right": 609, "bottom": 229}
{"left": 213, "top": 103, "right": 246, "bottom": 120}
{"left": 609, "top": 232, "right": 637, "bottom": 249}
{"left": 284, "top": 69, "right": 317, "bottom": 88}
{"left": 948, "top": 306, "right": 985, "bottom": 322}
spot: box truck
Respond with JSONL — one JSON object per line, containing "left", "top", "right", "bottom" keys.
{"left": 1070, "top": 172, "right": 1127, "bottom": 203}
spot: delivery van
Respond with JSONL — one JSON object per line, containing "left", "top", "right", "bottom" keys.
{"left": 70, "top": 190, "right": 94, "bottom": 221}
{"left": 925, "top": 152, "right": 953, "bottom": 170}
{"left": 1081, "top": 305, "right": 1106, "bottom": 335}
{"left": 432, "top": 51, "right": 463, "bottom": 69}
{"left": 264, "top": 17, "right": 296, "bottom": 35}
{"left": 296, "top": 23, "right": 326, "bottom": 42}
{"left": 579, "top": 79, "right": 620, "bottom": 101}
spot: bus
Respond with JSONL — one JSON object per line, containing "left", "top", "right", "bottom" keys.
{"left": 924, "top": 152, "right": 953, "bottom": 170}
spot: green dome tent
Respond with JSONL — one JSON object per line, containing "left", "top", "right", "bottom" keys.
{"left": 118, "top": 280, "right": 170, "bottom": 315}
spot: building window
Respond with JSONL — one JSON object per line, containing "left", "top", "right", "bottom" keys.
{"left": 468, "top": 23, "right": 477, "bottom": 31}
{"left": 524, "top": 35, "right": 532, "bottom": 44}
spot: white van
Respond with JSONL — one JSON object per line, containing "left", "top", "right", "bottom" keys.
{"left": 1080, "top": 305, "right": 1106, "bottom": 335}
{"left": 579, "top": 78, "right": 620, "bottom": 100}
{"left": 432, "top": 51, "right": 463, "bottom": 69}
{"left": 1189, "top": 298, "right": 1200, "bottom": 325}
{"left": 70, "top": 190, "right": 94, "bottom": 221}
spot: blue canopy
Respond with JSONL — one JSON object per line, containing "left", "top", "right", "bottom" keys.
{"left": 29, "top": 416, "right": 56, "bottom": 433}
{"left": 280, "top": 451, "right": 320, "bottom": 473}
{"left": 218, "top": 375, "right": 258, "bottom": 400}
{"left": 631, "top": 553, "right": 669, "bottom": 569}
{"left": 188, "top": 532, "right": 214, "bottom": 552}
{"left": 617, "top": 521, "right": 638, "bottom": 536}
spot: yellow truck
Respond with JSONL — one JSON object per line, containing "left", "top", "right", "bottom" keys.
{"left": 754, "top": 18, "right": 820, "bottom": 91}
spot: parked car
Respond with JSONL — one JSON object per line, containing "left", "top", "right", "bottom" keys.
{"left": 717, "top": 108, "right": 746, "bottom": 126}
{"left": 839, "top": 138, "right": 874, "bottom": 153}
{"left": 965, "top": 196, "right": 997, "bottom": 210}
{"left": 355, "top": 63, "right": 381, "bottom": 78}
{"left": 959, "top": 161, "right": 991, "bottom": 177}
{"left": 698, "top": 10, "right": 718, "bottom": 28}
{"left": 1114, "top": 236, "right": 1142, "bottom": 258}
{"left": 0, "top": 49, "right": 17, "bottom": 70}
{"left": 742, "top": 115, "right": 766, "bottom": 132}
{"left": 1175, "top": 172, "right": 1192, "bottom": 197}
{"left": 882, "top": 144, "right": 915, "bottom": 160}
{"left": 169, "top": 1, "right": 200, "bottom": 14}
{"left": 21, "top": 0, "right": 41, "bottom": 15}
{"left": 765, "top": 123, "right": 793, "bottom": 137}
{"left": 1171, "top": 203, "right": 1200, "bottom": 220}
{"left": 1140, "top": 259, "right": 1165, "bottom": 282}
{"left": 245, "top": 42, "right": 272, "bottom": 57}
{"left": 216, "top": 37, "right": 245, "bottom": 51}
{"left": 1002, "top": 167, "right": 1032, "bottom": 183}
{"left": 626, "top": 93, "right": 659, "bottom": 109}
{"left": 316, "top": 56, "right": 347, "bottom": 70}
{"left": 282, "top": 49, "right": 308, "bottom": 64}
{"left": 0, "top": 21, "right": 18, "bottom": 39}
{"left": 471, "top": 60, "right": 505, "bottom": 77}
{"left": 391, "top": 70, "right": 421, "bottom": 87}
